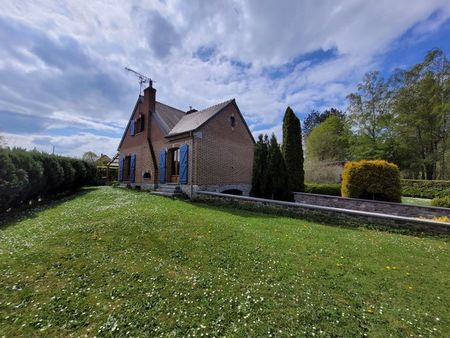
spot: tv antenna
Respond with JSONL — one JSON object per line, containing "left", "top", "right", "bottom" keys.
{"left": 124, "top": 66, "right": 153, "bottom": 94}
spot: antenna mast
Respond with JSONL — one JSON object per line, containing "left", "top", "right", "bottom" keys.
{"left": 124, "top": 67, "right": 153, "bottom": 94}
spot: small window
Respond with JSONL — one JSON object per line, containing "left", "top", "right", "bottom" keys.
{"left": 143, "top": 171, "right": 151, "bottom": 179}
{"left": 230, "top": 116, "right": 236, "bottom": 128}
{"left": 136, "top": 113, "right": 145, "bottom": 133}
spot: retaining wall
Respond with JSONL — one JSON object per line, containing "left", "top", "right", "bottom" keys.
{"left": 196, "top": 191, "right": 450, "bottom": 234}
{"left": 294, "top": 192, "right": 450, "bottom": 218}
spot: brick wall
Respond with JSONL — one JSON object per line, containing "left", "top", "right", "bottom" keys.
{"left": 119, "top": 96, "right": 154, "bottom": 185}
{"left": 195, "top": 104, "right": 254, "bottom": 186}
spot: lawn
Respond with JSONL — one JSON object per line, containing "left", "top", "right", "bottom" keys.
{"left": 402, "top": 196, "right": 433, "bottom": 207}
{"left": 0, "top": 187, "right": 449, "bottom": 337}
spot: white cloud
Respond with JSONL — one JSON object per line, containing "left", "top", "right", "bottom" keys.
{"left": 1, "top": 132, "right": 120, "bottom": 158}
{"left": 1, "top": 0, "right": 450, "bottom": 156}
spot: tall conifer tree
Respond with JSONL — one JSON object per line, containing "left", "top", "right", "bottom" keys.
{"left": 282, "top": 107, "right": 305, "bottom": 192}
{"left": 250, "top": 134, "right": 269, "bottom": 197}
{"left": 268, "top": 134, "right": 292, "bottom": 201}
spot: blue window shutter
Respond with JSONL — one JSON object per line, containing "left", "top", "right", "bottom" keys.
{"left": 159, "top": 149, "right": 166, "bottom": 183}
{"left": 130, "top": 154, "right": 136, "bottom": 183}
{"left": 130, "top": 120, "right": 135, "bottom": 136}
{"left": 179, "top": 144, "right": 188, "bottom": 184}
{"left": 119, "top": 156, "right": 124, "bottom": 181}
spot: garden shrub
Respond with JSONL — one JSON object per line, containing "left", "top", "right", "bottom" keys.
{"left": 431, "top": 196, "right": 450, "bottom": 208}
{"left": 59, "top": 158, "right": 76, "bottom": 188}
{"left": 84, "top": 161, "right": 97, "bottom": 185}
{"left": 71, "top": 159, "right": 87, "bottom": 188}
{"left": 341, "top": 160, "right": 401, "bottom": 202}
{"left": 0, "top": 152, "right": 26, "bottom": 210}
{"left": 401, "top": 179, "right": 450, "bottom": 199}
{"left": 8, "top": 149, "right": 44, "bottom": 202}
{"left": 0, "top": 148, "right": 96, "bottom": 212}
{"left": 41, "top": 155, "right": 65, "bottom": 194}
{"left": 305, "top": 183, "right": 341, "bottom": 196}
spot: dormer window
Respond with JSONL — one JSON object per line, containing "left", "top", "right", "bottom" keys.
{"left": 230, "top": 115, "right": 236, "bottom": 128}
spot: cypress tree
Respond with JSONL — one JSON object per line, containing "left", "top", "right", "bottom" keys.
{"left": 250, "top": 134, "right": 269, "bottom": 197}
{"left": 267, "top": 134, "right": 292, "bottom": 201}
{"left": 282, "top": 106, "right": 305, "bottom": 192}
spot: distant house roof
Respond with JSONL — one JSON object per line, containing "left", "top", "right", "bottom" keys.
{"left": 167, "top": 99, "right": 234, "bottom": 137}
{"left": 97, "top": 153, "right": 111, "bottom": 163}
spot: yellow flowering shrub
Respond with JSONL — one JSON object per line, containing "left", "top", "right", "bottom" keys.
{"left": 341, "top": 160, "right": 401, "bottom": 202}
{"left": 432, "top": 216, "right": 450, "bottom": 223}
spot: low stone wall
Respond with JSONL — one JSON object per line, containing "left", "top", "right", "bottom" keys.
{"left": 294, "top": 192, "right": 450, "bottom": 218}
{"left": 196, "top": 191, "right": 450, "bottom": 234}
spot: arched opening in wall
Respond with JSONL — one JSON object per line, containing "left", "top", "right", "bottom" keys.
{"left": 221, "top": 189, "right": 243, "bottom": 196}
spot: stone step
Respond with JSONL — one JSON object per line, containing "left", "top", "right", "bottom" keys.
{"left": 157, "top": 184, "right": 182, "bottom": 193}
{"left": 152, "top": 184, "right": 184, "bottom": 198}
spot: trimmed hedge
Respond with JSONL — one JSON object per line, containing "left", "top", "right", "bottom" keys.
{"left": 401, "top": 179, "right": 450, "bottom": 199}
{"left": 305, "top": 183, "right": 341, "bottom": 196}
{"left": 341, "top": 160, "right": 401, "bottom": 202}
{"left": 0, "top": 148, "right": 96, "bottom": 212}
{"left": 431, "top": 196, "right": 450, "bottom": 208}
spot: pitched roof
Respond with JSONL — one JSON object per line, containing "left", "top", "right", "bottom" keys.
{"left": 167, "top": 99, "right": 234, "bottom": 137}
{"left": 118, "top": 97, "right": 247, "bottom": 150}
{"left": 153, "top": 101, "right": 185, "bottom": 135}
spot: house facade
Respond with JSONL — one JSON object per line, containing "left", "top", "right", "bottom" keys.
{"left": 117, "top": 83, "right": 255, "bottom": 197}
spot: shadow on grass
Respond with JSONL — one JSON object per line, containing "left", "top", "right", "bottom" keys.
{"left": 187, "top": 198, "right": 449, "bottom": 239}
{"left": 0, "top": 187, "right": 99, "bottom": 231}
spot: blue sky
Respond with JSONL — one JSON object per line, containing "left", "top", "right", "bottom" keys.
{"left": 1, "top": 0, "right": 450, "bottom": 157}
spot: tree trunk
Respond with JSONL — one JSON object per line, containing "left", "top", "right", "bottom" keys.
{"left": 425, "top": 164, "right": 435, "bottom": 180}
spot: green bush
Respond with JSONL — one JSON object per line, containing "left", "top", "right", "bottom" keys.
{"left": 0, "top": 148, "right": 97, "bottom": 212}
{"left": 341, "top": 160, "right": 401, "bottom": 202}
{"left": 59, "top": 158, "right": 76, "bottom": 188}
{"left": 401, "top": 179, "right": 450, "bottom": 199}
{"left": 83, "top": 161, "right": 97, "bottom": 186}
{"left": 42, "top": 155, "right": 65, "bottom": 194}
{"left": 10, "top": 149, "right": 45, "bottom": 201}
{"left": 431, "top": 196, "right": 450, "bottom": 208}
{"left": 305, "top": 183, "right": 341, "bottom": 196}
{"left": 71, "top": 159, "right": 87, "bottom": 188}
{"left": 0, "top": 152, "right": 27, "bottom": 210}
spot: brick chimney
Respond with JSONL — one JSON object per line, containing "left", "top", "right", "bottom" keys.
{"left": 143, "top": 81, "right": 156, "bottom": 115}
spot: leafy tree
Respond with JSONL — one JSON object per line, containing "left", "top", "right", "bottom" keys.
{"left": 306, "top": 115, "right": 350, "bottom": 162}
{"left": 282, "top": 107, "right": 305, "bottom": 192}
{"left": 250, "top": 134, "right": 269, "bottom": 198}
{"left": 392, "top": 49, "right": 450, "bottom": 179}
{"left": 82, "top": 151, "right": 98, "bottom": 163}
{"left": 268, "top": 134, "right": 291, "bottom": 201}
{"left": 347, "top": 71, "right": 394, "bottom": 160}
{"left": 303, "top": 108, "right": 345, "bottom": 137}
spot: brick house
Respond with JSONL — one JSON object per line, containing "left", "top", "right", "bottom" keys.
{"left": 117, "top": 83, "right": 255, "bottom": 197}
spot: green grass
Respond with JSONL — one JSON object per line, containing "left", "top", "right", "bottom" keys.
{"left": 1, "top": 187, "right": 449, "bottom": 337}
{"left": 402, "top": 196, "right": 433, "bottom": 207}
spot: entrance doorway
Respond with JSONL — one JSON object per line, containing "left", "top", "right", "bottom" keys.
{"left": 168, "top": 148, "right": 180, "bottom": 183}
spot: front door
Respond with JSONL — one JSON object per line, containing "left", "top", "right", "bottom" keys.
{"left": 169, "top": 148, "right": 180, "bottom": 183}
